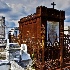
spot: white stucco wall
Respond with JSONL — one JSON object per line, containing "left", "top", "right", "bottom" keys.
{"left": 0, "top": 65, "right": 10, "bottom": 70}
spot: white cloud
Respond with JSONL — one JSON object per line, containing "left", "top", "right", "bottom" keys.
{"left": 0, "top": 0, "right": 11, "bottom": 13}
{"left": 64, "top": 22, "right": 70, "bottom": 26}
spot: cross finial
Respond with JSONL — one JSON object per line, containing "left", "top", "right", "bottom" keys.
{"left": 51, "top": 2, "right": 56, "bottom": 9}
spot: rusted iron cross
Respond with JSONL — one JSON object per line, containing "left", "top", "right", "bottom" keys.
{"left": 51, "top": 2, "right": 56, "bottom": 9}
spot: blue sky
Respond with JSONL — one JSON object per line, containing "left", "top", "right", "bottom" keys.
{"left": 0, "top": 0, "right": 70, "bottom": 34}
